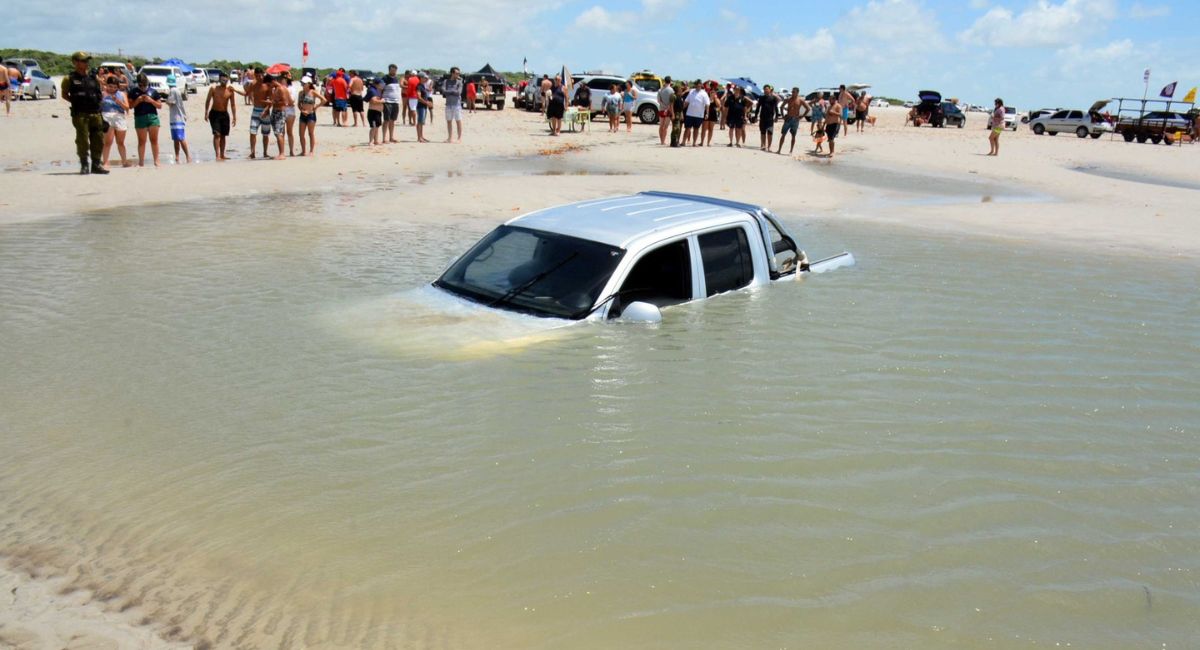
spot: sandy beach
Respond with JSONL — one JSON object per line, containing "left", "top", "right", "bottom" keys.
{"left": 1, "top": 94, "right": 1198, "bottom": 258}
{"left": 1, "top": 92, "right": 1198, "bottom": 649}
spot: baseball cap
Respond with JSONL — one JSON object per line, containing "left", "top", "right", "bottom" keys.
{"left": 71, "top": 51, "right": 91, "bottom": 62}
{"left": 301, "top": 75, "right": 313, "bottom": 84}
{"left": 167, "top": 74, "right": 177, "bottom": 87}
{"left": 418, "top": 71, "right": 428, "bottom": 79}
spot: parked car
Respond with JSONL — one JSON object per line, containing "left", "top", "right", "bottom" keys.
{"left": 908, "top": 90, "right": 948, "bottom": 127}
{"left": 464, "top": 64, "right": 506, "bottom": 110}
{"left": 1022, "top": 107, "right": 1061, "bottom": 124}
{"left": 942, "top": 102, "right": 966, "bottom": 128}
{"left": 1029, "top": 109, "right": 1114, "bottom": 138}
{"left": 571, "top": 74, "right": 660, "bottom": 124}
{"left": 430, "top": 192, "right": 854, "bottom": 324}
{"left": 628, "top": 70, "right": 663, "bottom": 93}
{"left": 191, "top": 67, "right": 210, "bottom": 89}
{"left": 204, "top": 68, "right": 225, "bottom": 84}
{"left": 869, "top": 98, "right": 890, "bottom": 108}
{"left": 139, "top": 65, "right": 189, "bottom": 96}
{"left": 3, "top": 58, "right": 42, "bottom": 80}
{"left": 18, "top": 68, "right": 56, "bottom": 99}
{"left": 1115, "top": 110, "right": 1192, "bottom": 144}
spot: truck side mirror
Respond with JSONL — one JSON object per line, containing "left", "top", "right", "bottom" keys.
{"left": 618, "top": 301, "right": 662, "bottom": 324}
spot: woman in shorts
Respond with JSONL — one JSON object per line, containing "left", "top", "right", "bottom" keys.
{"left": 128, "top": 73, "right": 162, "bottom": 167}
{"left": 99, "top": 76, "right": 130, "bottom": 168}
{"left": 605, "top": 84, "right": 621, "bottom": 133}
{"left": 297, "top": 77, "right": 325, "bottom": 156}
{"left": 988, "top": 97, "right": 1005, "bottom": 156}
{"left": 621, "top": 81, "right": 637, "bottom": 132}
{"left": 724, "top": 87, "right": 747, "bottom": 147}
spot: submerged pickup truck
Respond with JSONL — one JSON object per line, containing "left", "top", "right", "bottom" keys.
{"left": 432, "top": 192, "right": 854, "bottom": 323}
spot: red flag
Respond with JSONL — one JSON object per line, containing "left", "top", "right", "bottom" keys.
{"left": 302, "top": 42, "right": 309, "bottom": 64}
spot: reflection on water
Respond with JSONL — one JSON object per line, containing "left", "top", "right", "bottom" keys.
{"left": 1, "top": 194, "right": 1198, "bottom": 649}
{"left": 1070, "top": 165, "right": 1200, "bottom": 191}
{"left": 809, "top": 161, "right": 1053, "bottom": 205}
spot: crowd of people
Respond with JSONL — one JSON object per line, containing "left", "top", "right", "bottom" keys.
{"left": 526, "top": 73, "right": 876, "bottom": 158}
{"left": 61, "top": 52, "right": 472, "bottom": 174}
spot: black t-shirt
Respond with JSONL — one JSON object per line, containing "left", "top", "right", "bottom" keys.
{"left": 726, "top": 96, "right": 744, "bottom": 120}
{"left": 574, "top": 86, "right": 590, "bottom": 107}
{"left": 758, "top": 95, "right": 779, "bottom": 122}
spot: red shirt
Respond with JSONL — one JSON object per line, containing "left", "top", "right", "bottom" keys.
{"left": 406, "top": 76, "right": 419, "bottom": 100}
{"left": 466, "top": 82, "right": 476, "bottom": 98}
{"left": 330, "top": 76, "right": 348, "bottom": 100}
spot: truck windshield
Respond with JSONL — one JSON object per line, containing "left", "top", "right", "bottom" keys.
{"left": 434, "top": 225, "right": 624, "bottom": 319}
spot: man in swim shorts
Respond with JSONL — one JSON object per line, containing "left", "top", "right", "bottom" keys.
{"left": 656, "top": 76, "right": 674, "bottom": 145}
{"left": 756, "top": 85, "right": 780, "bottom": 151}
{"left": 0, "top": 65, "right": 9, "bottom": 114}
{"left": 824, "top": 95, "right": 843, "bottom": 158}
{"left": 776, "top": 87, "right": 809, "bottom": 155}
{"left": 247, "top": 70, "right": 272, "bottom": 158}
{"left": 204, "top": 72, "right": 237, "bottom": 160}
{"left": 838, "top": 84, "right": 854, "bottom": 138}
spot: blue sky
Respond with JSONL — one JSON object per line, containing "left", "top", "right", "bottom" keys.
{"left": 24, "top": 0, "right": 1199, "bottom": 109}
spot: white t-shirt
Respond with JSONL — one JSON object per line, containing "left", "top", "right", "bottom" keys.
{"left": 684, "top": 88, "right": 710, "bottom": 119}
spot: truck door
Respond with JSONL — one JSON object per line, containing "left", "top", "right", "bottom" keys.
{"left": 609, "top": 239, "right": 695, "bottom": 317}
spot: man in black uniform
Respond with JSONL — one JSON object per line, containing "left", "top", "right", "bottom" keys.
{"left": 61, "top": 51, "right": 107, "bottom": 175}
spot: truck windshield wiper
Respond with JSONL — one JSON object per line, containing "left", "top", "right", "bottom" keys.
{"left": 488, "top": 252, "right": 579, "bottom": 309}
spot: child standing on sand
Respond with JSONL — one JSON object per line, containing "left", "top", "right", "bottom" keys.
{"left": 165, "top": 75, "right": 191, "bottom": 163}
{"left": 367, "top": 78, "right": 384, "bottom": 145}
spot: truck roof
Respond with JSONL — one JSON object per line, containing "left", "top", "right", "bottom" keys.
{"left": 507, "top": 192, "right": 762, "bottom": 249}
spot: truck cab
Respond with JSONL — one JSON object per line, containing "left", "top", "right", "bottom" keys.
{"left": 432, "top": 192, "right": 852, "bottom": 323}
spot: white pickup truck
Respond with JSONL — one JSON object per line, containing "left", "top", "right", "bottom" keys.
{"left": 432, "top": 192, "right": 854, "bottom": 323}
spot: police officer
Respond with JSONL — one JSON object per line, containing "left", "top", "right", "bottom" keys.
{"left": 61, "top": 51, "right": 108, "bottom": 175}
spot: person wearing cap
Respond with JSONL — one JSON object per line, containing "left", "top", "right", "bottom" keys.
{"left": 204, "top": 72, "right": 237, "bottom": 161}
{"left": 164, "top": 74, "right": 191, "bottom": 163}
{"left": 414, "top": 71, "right": 433, "bottom": 143}
{"left": 382, "top": 65, "right": 402, "bottom": 143}
{"left": 61, "top": 52, "right": 107, "bottom": 174}
{"left": 297, "top": 76, "right": 325, "bottom": 155}
{"left": 365, "top": 77, "right": 384, "bottom": 145}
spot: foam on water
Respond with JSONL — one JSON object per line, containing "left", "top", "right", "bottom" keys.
{"left": 1, "top": 194, "right": 1198, "bottom": 649}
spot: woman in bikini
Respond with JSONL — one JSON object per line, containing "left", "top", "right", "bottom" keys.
{"left": 297, "top": 78, "right": 325, "bottom": 156}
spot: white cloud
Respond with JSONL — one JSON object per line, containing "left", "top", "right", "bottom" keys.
{"left": 833, "top": 0, "right": 944, "bottom": 66}
{"left": 643, "top": 0, "right": 687, "bottom": 17}
{"left": 1129, "top": 2, "right": 1170, "bottom": 18}
{"left": 718, "top": 8, "right": 750, "bottom": 32}
{"left": 573, "top": 6, "right": 634, "bottom": 31}
{"left": 1056, "top": 37, "right": 1134, "bottom": 69}
{"left": 958, "top": 0, "right": 1118, "bottom": 47}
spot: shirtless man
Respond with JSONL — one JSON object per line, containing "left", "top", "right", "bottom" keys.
{"left": 776, "top": 87, "right": 810, "bottom": 155}
{"left": 348, "top": 71, "right": 365, "bottom": 127}
{"left": 0, "top": 65, "right": 9, "bottom": 114}
{"left": 824, "top": 95, "right": 843, "bottom": 158}
{"left": 204, "top": 73, "right": 238, "bottom": 160}
{"left": 247, "top": 72, "right": 273, "bottom": 159}
{"left": 856, "top": 91, "right": 871, "bottom": 133}
{"left": 269, "top": 77, "right": 291, "bottom": 160}
{"left": 540, "top": 75, "right": 552, "bottom": 114}
{"left": 838, "top": 84, "right": 854, "bottom": 138}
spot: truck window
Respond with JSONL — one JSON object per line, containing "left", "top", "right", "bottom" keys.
{"left": 1068, "top": 111, "right": 1083, "bottom": 119}
{"left": 698, "top": 227, "right": 754, "bottom": 296}
{"left": 616, "top": 240, "right": 692, "bottom": 311}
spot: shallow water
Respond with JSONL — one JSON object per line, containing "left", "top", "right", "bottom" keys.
{"left": 1, "top": 194, "right": 1198, "bottom": 649}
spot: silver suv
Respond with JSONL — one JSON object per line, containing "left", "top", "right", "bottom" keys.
{"left": 569, "top": 74, "right": 660, "bottom": 124}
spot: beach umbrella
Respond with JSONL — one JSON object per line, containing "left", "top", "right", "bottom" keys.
{"left": 266, "top": 63, "right": 291, "bottom": 75}
{"left": 162, "top": 58, "right": 194, "bottom": 73}
{"left": 724, "top": 77, "right": 763, "bottom": 98}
